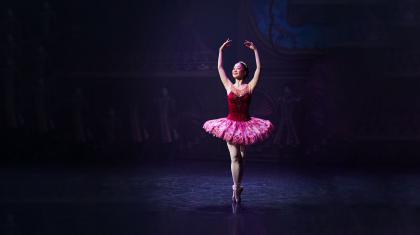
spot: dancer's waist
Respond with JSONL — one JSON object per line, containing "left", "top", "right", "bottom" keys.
{"left": 227, "top": 113, "right": 250, "bottom": 121}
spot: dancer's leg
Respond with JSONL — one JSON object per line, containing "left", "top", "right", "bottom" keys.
{"left": 239, "top": 145, "right": 246, "bottom": 158}
{"left": 238, "top": 145, "right": 246, "bottom": 184}
{"left": 227, "top": 141, "right": 242, "bottom": 187}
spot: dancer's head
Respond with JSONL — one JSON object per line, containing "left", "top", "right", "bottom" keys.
{"left": 232, "top": 61, "right": 249, "bottom": 80}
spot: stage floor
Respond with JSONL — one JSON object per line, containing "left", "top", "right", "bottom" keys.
{"left": 1, "top": 160, "right": 420, "bottom": 234}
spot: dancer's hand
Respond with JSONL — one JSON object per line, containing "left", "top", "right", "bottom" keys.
{"left": 244, "top": 40, "right": 257, "bottom": 51}
{"left": 219, "top": 38, "right": 232, "bottom": 51}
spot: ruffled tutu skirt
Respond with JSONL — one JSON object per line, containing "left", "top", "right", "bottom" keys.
{"left": 202, "top": 117, "right": 274, "bottom": 145}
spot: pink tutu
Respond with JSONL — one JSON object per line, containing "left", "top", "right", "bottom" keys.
{"left": 202, "top": 117, "right": 274, "bottom": 145}
{"left": 203, "top": 83, "right": 275, "bottom": 145}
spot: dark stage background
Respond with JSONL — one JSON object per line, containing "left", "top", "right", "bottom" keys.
{"left": 3, "top": 1, "right": 420, "bottom": 234}
{"left": 1, "top": 0, "right": 420, "bottom": 165}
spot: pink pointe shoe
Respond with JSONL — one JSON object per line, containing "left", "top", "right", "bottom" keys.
{"left": 232, "top": 184, "right": 244, "bottom": 203}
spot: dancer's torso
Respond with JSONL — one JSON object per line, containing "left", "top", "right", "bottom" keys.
{"left": 227, "top": 84, "right": 251, "bottom": 121}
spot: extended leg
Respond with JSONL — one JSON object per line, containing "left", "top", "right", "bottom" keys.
{"left": 227, "top": 141, "right": 242, "bottom": 187}
{"left": 227, "top": 141, "right": 245, "bottom": 203}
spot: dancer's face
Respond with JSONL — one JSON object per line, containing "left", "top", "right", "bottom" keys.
{"left": 232, "top": 63, "right": 246, "bottom": 80}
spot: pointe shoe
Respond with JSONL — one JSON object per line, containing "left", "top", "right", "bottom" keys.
{"left": 232, "top": 185, "right": 244, "bottom": 203}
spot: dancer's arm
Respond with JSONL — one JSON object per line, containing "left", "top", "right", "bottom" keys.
{"left": 218, "top": 38, "right": 233, "bottom": 91}
{"left": 244, "top": 40, "right": 260, "bottom": 93}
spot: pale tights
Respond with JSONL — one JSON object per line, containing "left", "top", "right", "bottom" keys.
{"left": 226, "top": 142, "right": 245, "bottom": 187}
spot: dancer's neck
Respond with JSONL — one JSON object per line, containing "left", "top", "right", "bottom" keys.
{"left": 234, "top": 80, "right": 244, "bottom": 87}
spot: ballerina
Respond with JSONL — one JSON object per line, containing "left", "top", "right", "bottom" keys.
{"left": 203, "top": 38, "right": 274, "bottom": 203}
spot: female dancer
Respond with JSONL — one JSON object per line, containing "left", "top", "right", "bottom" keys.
{"left": 203, "top": 39, "right": 274, "bottom": 203}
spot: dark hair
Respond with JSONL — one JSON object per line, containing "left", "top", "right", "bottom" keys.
{"left": 238, "top": 61, "right": 249, "bottom": 79}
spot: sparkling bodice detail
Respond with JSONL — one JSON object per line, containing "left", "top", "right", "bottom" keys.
{"left": 227, "top": 84, "right": 251, "bottom": 121}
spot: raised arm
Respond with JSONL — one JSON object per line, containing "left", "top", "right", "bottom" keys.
{"left": 218, "top": 38, "right": 233, "bottom": 91}
{"left": 244, "top": 40, "right": 260, "bottom": 93}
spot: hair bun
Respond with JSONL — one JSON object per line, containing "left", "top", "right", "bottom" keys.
{"left": 238, "top": 61, "right": 248, "bottom": 69}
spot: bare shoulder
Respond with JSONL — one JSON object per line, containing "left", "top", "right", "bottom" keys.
{"left": 226, "top": 82, "right": 233, "bottom": 95}
{"left": 247, "top": 83, "right": 254, "bottom": 94}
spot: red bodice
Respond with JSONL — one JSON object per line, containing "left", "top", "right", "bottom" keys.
{"left": 227, "top": 85, "right": 252, "bottom": 121}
